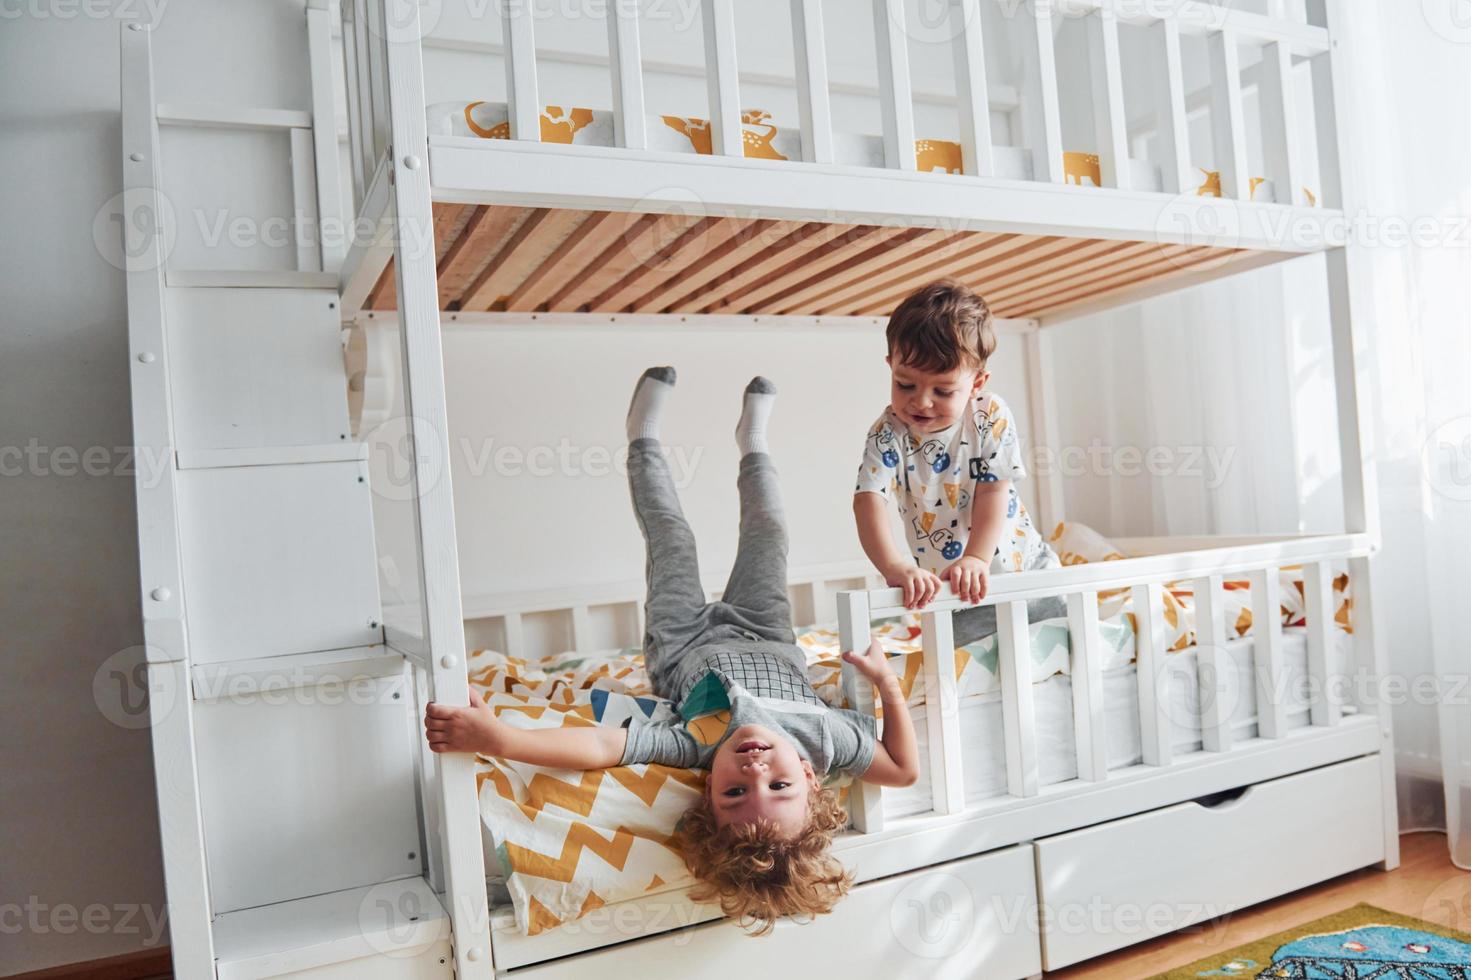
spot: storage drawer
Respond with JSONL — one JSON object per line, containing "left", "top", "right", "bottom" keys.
{"left": 512, "top": 844, "right": 1041, "bottom": 979}
{"left": 1035, "top": 755, "right": 1385, "bottom": 969}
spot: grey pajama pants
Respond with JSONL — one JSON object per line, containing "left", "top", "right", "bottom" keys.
{"left": 628, "top": 439, "right": 802, "bottom": 701}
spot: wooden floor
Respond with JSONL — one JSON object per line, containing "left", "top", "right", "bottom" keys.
{"left": 1050, "top": 832, "right": 1470, "bottom": 978}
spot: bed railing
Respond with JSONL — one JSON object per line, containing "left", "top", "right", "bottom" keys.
{"left": 337, "top": 0, "right": 1337, "bottom": 209}
{"left": 836, "top": 532, "right": 1370, "bottom": 833}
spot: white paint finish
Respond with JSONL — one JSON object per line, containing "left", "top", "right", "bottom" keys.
{"left": 190, "top": 645, "right": 402, "bottom": 702}
{"left": 1303, "top": 560, "right": 1340, "bottom": 726}
{"left": 176, "top": 442, "right": 367, "bottom": 470}
{"left": 213, "top": 876, "right": 450, "bottom": 979}
{"left": 292, "top": 126, "right": 321, "bottom": 271}
{"left": 789, "top": 0, "right": 833, "bottom": 164}
{"left": 1131, "top": 581, "right": 1172, "bottom": 766}
{"left": 837, "top": 589, "right": 883, "bottom": 833}
{"left": 1066, "top": 591, "right": 1108, "bottom": 781}
{"left": 1350, "top": 555, "right": 1401, "bottom": 870}
{"left": 872, "top": 0, "right": 916, "bottom": 172}
{"left": 380, "top": 6, "right": 494, "bottom": 970}
{"left": 1324, "top": 248, "right": 1378, "bottom": 541}
{"left": 605, "top": 0, "right": 647, "bottom": 149}
{"left": 165, "top": 286, "right": 349, "bottom": 451}
{"left": 1192, "top": 573, "right": 1232, "bottom": 752}
{"left": 997, "top": 600, "right": 1039, "bottom": 797}
{"left": 701, "top": 0, "right": 742, "bottom": 157}
{"left": 156, "top": 103, "right": 313, "bottom": 131}
{"left": 194, "top": 671, "right": 423, "bottom": 913}
{"left": 175, "top": 460, "right": 383, "bottom": 662}
{"left": 501, "top": 0, "right": 540, "bottom": 140}
{"left": 1249, "top": 567, "right": 1288, "bottom": 738}
{"left": 1024, "top": 329, "right": 1065, "bottom": 532}
{"left": 1151, "top": 17, "right": 1195, "bottom": 194}
{"left": 339, "top": 155, "right": 393, "bottom": 317}
{"left": 1208, "top": 29, "right": 1250, "bottom": 200}
{"left": 143, "top": 661, "right": 216, "bottom": 971}
{"left": 308, "top": 3, "right": 347, "bottom": 269}
{"left": 920, "top": 609, "right": 965, "bottom": 814}
{"left": 1086, "top": 8, "right": 1131, "bottom": 190}
{"left": 1018, "top": 0, "right": 1065, "bottom": 184}
{"left": 512, "top": 846, "right": 1041, "bottom": 980}
{"left": 119, "top": 29, "right": 215, "bottom": 974}
{"left": 1257, "top": 41, "right": 1301, "bottom": 205}
{"left": 1035, "top": 755, "right": 1385, "bottom": 969}
{"left": 952, "top": 0, "right": 994, "bottom": 177}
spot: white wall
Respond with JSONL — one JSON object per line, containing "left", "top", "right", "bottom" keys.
{"left": 1, "top": 2, "right": 314, "bottom": 974}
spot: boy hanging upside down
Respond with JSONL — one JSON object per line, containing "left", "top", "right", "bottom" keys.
{"left": 425, "top": 368, "right": 920, "bottom": 932}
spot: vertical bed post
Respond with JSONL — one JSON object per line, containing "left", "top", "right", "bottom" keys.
{"left": 1257, "top": 40, "right": 1303, "bottom": 206}
{"left": 1132, "top": 582, "right": 1173, "bottom": 766}
{"left": 1018, "top": 0, "right": 1064, "bottom": 184}
{"left": 1066, "top": 592, "right": 1107, "bottom": 781}
{"left": 872, "top": 0, "right": 917, "bottom": 171}
{"left": 920, "top": 610, "right": 965, "bottom": 814}
{"left": 789, "top": 0, "right": 834, "bottom": 164}
{"left": 1302, "top": 561, "right": 1341, "bottom": 728}
{"left": 379, "top": 0, "right": 493, "bottom": 971}
{"left": 837, "top": 591, "right": 884, "bottom": 833}
{"left": 119, "top": 22, "right": 216, "bottom": 974}
{"left": 1085, "top": 6, "right": 1130, "bottom": 190}
{"left": 501, "top": 0, "right": 540, "bottom": 141}
{"left": 1249, "top": 567, "right": 1288, "bottom": 738}
{"left": 998, "top": 600, "right": 1039, "bottom": 797}
{"left": 1315, "top": 0, "right": 1397, "bottom": 868}
{"left": 1191, "top": 574, "right": 1232, "bottom": 752}
{"left": 1024, "top": 325, "right": 1065, "bottom": 534}
{"left": 952, "top": 0, "right": 994, "bottom": 178}
{"left": 1207, "top": 28, "right": 1250, "bottom": 201}
{"left": 701, "top": 0, "right": 742, "bottom": 157}
{"left": 1150, "top": 15, "right": 1194, "bottom": 195}
{"left": 606, "top": 0, "right": 647, "bottom": 149}
{"left": 306, "top": 0, "right": 345, "bottom": 270}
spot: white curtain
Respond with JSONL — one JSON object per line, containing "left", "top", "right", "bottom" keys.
{"left": 1048, "top": 0, "right": 1471, "bottom": 867}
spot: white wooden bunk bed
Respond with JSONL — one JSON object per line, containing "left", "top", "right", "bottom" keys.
{"left": 119, "top": 0, "right": 1398, "bottom": 977}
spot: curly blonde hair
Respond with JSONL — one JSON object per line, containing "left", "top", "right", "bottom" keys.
{"left": 675, "top": 785, "right": 853, "bottom": 935}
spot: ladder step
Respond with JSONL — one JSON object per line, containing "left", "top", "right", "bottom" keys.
{"left": 176, "top": 442, "right": 366, "bottom": 470}
{"left": 167, "top": 269, "right": 340, "bottom": 290}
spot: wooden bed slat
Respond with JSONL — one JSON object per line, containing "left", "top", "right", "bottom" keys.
{"left": 684, "top": 221, "right": 867, "bottom": 314}
{"left": 725, "top": 224, "right": 915, "bottom": 313}
{"left": 819, "top": 231, "right": 1024, "bottom": 315}
{"left": 635, "top": 219, "right": 797, "bottom": 313}
{"left": 461, "top": 208, "right": 588, "bottom": 312}
{"left": 368, "top": 203, "right": 1257, "bottom": 321}
{"left": 589, "top": 215, "right": 728, "bottom": 312}
{"left": 752, "top": 227, "right": 947, "bottom": 314}
{"left": 437, "top": 205, "right": 529, "bottom": 309}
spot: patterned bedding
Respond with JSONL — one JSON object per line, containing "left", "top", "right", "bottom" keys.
{"left": 471, "top": 522, "right": 1352, "bottom": 936}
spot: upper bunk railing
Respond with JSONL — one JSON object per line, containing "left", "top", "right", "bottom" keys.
{"left": 336, "top": 0, "right": 1336, "bottom": 208}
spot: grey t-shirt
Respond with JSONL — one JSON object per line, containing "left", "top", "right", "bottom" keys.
{"left": 618, "top": 645, "right": 878, "bottom": 777}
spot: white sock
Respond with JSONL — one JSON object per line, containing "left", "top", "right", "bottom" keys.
{"left": 627, "top": 366, "right": 676, "bottom": 442}
{"left": 736, "top": 377, "right": 776, "bottom": 456}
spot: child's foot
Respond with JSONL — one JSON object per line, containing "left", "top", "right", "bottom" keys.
{"left": 736, "top": 376, "right": 776, "bottom": 456}
{"left": 627, "top": 366, "right": 676, "bottom": 442}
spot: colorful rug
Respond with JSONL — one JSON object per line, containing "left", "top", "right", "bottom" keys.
{"left": 1151, "top": 904, "right": 1471, "bottom": 979}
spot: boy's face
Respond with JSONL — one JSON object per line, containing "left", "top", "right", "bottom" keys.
{"left": 707, "top": 724, "right": 817, "bottom": 836}
{"left": 888, "top": 356, "right": 989, "bottom": 434}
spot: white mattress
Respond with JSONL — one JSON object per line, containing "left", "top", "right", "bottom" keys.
{"left": 885, "top": 626, "right": 1349, "bottom": 817}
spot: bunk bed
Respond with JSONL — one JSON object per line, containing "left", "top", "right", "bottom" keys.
{"left": 119, "top": 0, "right": 1398, "bottom": 977}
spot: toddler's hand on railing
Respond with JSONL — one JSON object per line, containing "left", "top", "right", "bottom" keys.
{"left": 942, "top": 555, "right": 991, "bottom": 605}
{"left": 884, "top": 563, "right": 943, "bottom": 610}
{"left": 842, "top": 637, "right": 897, "bottom": 689}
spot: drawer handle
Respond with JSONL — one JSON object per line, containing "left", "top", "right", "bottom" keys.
{"left": 1192, "top": 785, "right": 1253, "bottom": 811}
